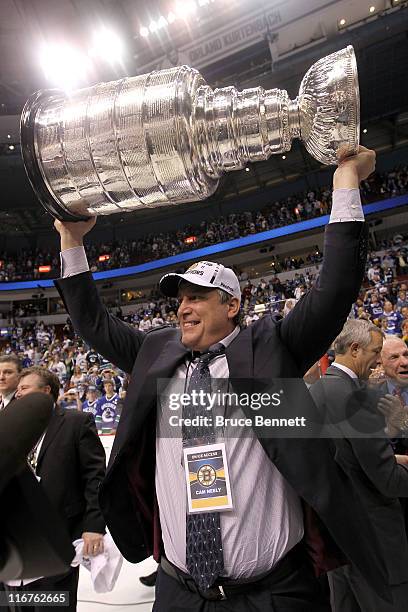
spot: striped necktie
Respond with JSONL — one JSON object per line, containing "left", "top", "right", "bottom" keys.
{"left": 183, "top": 343, "right": 225, "bottom": 591}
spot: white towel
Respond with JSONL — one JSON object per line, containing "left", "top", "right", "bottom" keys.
{"left": 71, "top": 533, "right": 123, "bottom": 592}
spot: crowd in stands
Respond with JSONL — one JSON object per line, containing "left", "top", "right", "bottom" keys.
{"left": 0, "top": 163, "right": 407, "bottom": 282}
{"left": 1, "top": 235, "right": 408, "bottom": 433}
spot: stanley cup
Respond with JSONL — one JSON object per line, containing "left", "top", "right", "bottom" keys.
{"left": 20, "top": 45, "right": 359, "bottom": 221}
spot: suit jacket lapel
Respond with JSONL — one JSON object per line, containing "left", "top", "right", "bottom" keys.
{"left": 36, "top": 406, "right": 65, "bottom": 470}
{"left": 225, "top": 326, "right": 253, "bottom": 380}
{"left": 147, "top": 337, "right": 190, "bottom": 383}
{"left": 112, "top": 337, "right": 189, "bottom": 458}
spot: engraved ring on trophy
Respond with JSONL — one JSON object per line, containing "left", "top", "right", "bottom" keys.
{"left": 20, "top": 45, "right": 359, "bottom": 221}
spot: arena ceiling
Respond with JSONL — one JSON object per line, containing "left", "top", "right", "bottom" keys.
{"left": 0, "top": 0, "right": 407, "bottom": 238}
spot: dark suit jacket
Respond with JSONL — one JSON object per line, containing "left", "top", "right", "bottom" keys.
{"left": 55, "top": 221, "right": 392, "bottom": 601}
{"left": 310, "top": 365, "right": 408, "bottom": 586}
{"left": 34, "top": 406, "right": 106, "bottom": 540}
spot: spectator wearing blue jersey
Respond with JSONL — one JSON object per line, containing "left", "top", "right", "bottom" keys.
{"left": 95, "top": 380, "right": 120, "bottom": 434}
{"left": 382, "top": 301, "right": 404, "bottom": 335}
{"left": 369, "top": 294, "right": 384, "bottom": 319}
{"left": 82, "top": 385, "right": 99, "bottom": 418}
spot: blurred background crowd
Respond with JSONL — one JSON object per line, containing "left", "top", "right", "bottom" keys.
{"left": 0, "top": 163, "right": 406, "bottom": 282}
{"left": 1, "top": 229, "right": 408, "bottom": 437}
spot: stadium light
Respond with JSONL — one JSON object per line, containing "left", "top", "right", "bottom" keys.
{"left": 175, "top": 0, "right": 197, "bottom": 16}
{"left": 40, "top": 44, "right": 91, "bottom": 91}
{"left": 157, "top": 16, "right": 168, "bottom": 29}
{"left": 8, "top": 145, "right": 15, "bottom": 151}
{"left": 90, "top": 27, "right": 124, "bottom": 64}
{"left": 363, "top": 128, "right": 368, "bottom": 133}
{"left": 245, "top": 167, "right": 250, "bottom": 172}
{"left": 139, "top": 0, "right": 217, "bottom": 38}
{"left": 185, "top": 0, "right": 198, "bottom": 14}
{"left": 338, "top": 18, "right": 347, "bottom": 27}
{"left": 282, "top": 155, "right": 286, "bottom": 160}
{"left": 369, "top": 6, "right": 376, "bottom": 13}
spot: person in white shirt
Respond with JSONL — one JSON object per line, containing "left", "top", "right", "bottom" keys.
{"left": 48, "top": 354, "right": 67, "bottom": 384}
{"left": 152, "top": 313, "right": 164, "bottom": 327}
{"left": 139, "top": 314, "right": 152, "bottom": 332}
{"left": 75, "top": 345, "right": 88, "bottom": 371}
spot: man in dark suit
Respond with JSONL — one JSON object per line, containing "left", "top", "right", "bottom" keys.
{"left": 53, "top": 148, "right": 392, "bottom": 611}
{"left": 0, "top": 355, "right": 21, "bottom": 604}
{"left": 310, "top": 319, "right": 408, "bottom": 611}
{"left": 4, "top": 367, "right": 106, "bottom": 612}
{"left": 0, "top": 355, "right": 21, "bottom": 409}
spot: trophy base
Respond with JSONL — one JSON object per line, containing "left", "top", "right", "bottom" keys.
{"left": 20, "top": 91, "right": 90, "bottom": 222}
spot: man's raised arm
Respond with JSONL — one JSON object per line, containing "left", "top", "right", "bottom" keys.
{"left": 53, "top": 217, "right": 144, "bottom": 374}
{"left": 279, "top": 146, "right": 376, "bottom": 374}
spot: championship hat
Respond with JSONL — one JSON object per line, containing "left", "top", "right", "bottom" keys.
{"left": 159, "top": 261, "right": 241, "bottom": 300}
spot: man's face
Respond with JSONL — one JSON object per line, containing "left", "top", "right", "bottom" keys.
{"left": 177, "top": 283, "right": 239, "bottom": 351}
{"left": 104, "top": 382, "right": 114, "bottom": 396}
{"left": 381, "top": 339, "right": 408, "bottom": 386}
{"left": 353, "top": 332, "right": 383, "bottom": 380}
{"left": 0, "top": 361, "right": 20, "bottom": 396}
{"left": 16, "top": 373, "right": 51, "bottom": 399}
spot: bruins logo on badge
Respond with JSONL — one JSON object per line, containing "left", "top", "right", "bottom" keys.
{"left": 197, "top": 464, "right": 216, "bottom": 487}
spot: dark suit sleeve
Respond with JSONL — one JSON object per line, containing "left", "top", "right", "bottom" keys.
{"left": 77, "top": 413, "right": 106, "bottom": 534}
{"left": 350, "top": 436, "right": 408, "bottom": 498}
{"left": 347, "top": 388, "right": 408, "bottom": 498}
{"left": 54, "top": 272, "right": 144, "bottom": 374}
{"left": 312, "top": 379, "right": 408, "bottom": 498}
{"left": 279, "top": 222, "right": 368, "bottom": 374}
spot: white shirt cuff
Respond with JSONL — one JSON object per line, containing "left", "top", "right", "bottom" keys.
{"left": 329, "top": 189, "right": 364, "bottom": 223}
{"left": 60, "top": 246, "right": 89, "bottom": 278}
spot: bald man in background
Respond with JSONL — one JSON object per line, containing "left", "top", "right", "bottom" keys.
{"left": 378, "top": 337, "right": 408, "bottom": 442}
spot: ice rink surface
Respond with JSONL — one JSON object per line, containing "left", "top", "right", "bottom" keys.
{"left": 77, "top": 435, "right": 155, "bottom": 611}
{"left": 78, "top": 555, "right": 156, "bottom": 612}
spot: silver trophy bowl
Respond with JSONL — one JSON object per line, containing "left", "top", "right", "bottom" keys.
{"left": 20, "top": 45, "right": 359, "bottom": 221}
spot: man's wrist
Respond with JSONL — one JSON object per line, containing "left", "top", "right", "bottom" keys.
{"left": 60, "top": 235, "right": 84, "bottom": 251}
{"left": 333, "top": 167, "right": 360, "bottom": 190}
